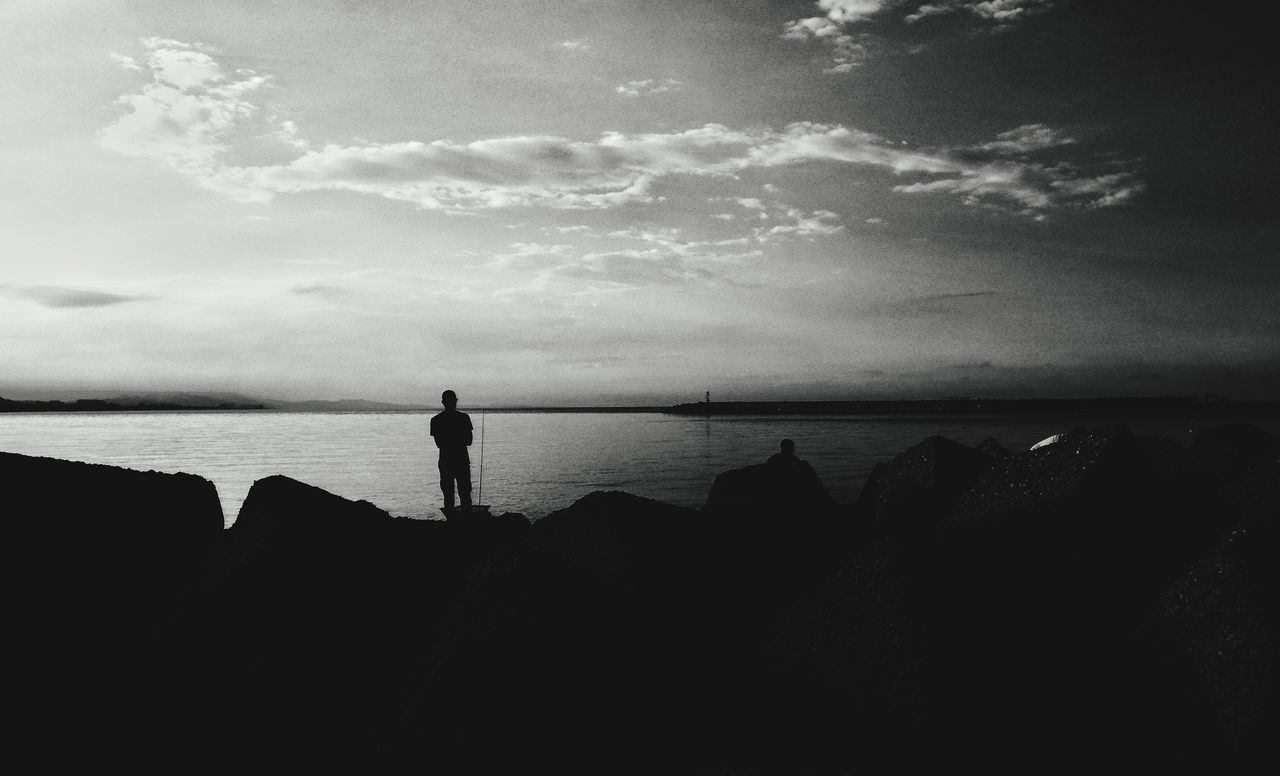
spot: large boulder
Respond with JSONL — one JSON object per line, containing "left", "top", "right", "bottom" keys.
{"left": 152, "top": 475, "right": 530, "bottom": 770}
{"left": 1191, "top": 423, "right": 1279, "bottom": 513}
{"left": 704, "top": 458, "right": 836, "bottom": 516}
{"left": 2, "top": 451, "right": 223, "bottom": 622}
{"left": 941, "top": 425, "right": 1217, "bottom": 608}
{"left": 761, "top": 424, "right": 1260, "bottom": 767}
{"left": 388, "top": 491, "right": 710, "bottom": 772}
{"left": 761, "top": 535, "right": 933, "bottom": 770}
{"left": 1129, "top": 509, "right": 1280, "bottom": 764}
{"left": 852, "top": 435, "right": 992, "bottom": 536}
{"left": 2, "top": 451, "right": 224, "bottom": 766}
{"left": 1124, "top": 424, "right": 1280, "bottom": 761}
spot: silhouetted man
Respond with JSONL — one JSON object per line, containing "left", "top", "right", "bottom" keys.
{"left": 767, "top": 438, "right": 798, "bottom": 465}
{"left": 430, "top": 389, "right": 473, "bottom": 511}
{"left": 765, "top": 438, "right": 833, "bottom": 507}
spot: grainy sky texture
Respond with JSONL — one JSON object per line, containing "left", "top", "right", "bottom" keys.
{"left": 2, "top": 0, "right": 1277, "bottom": 404}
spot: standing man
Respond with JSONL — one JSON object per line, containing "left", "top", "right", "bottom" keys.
{"left": 430, "top": 389, "right": 473, "bottom": 512}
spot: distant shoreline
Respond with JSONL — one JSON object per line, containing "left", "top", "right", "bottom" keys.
{"left": 6, "top": 395, "right": 1280, "bottom": 416}
{"left": 0, "top": 398, "right": 267, "bottom": 413}
{"left": 665, "top": 397, "right": 1280, "bottom": 416}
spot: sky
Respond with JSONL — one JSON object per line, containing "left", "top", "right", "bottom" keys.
{"left": 2, "top": 0, "right": 1277, "bottom": 405}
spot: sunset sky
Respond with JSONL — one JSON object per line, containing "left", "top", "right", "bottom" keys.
{"left": 2, "top": 0, "right": 1276, "bottom": 405}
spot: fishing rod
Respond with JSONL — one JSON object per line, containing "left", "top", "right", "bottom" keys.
{"left": 478, "top": 408, "right": 485, "bottom": 506}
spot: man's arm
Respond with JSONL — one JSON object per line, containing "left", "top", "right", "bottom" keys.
{"left": 465, "top": 416, "right": 473, "bottom": 447}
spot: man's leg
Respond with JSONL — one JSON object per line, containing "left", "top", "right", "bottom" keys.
{"left": 456, "top": 461, "right": 473, "bottom": 509}
{"left": 438, "top": 459, "right": 455, "bottom": 508}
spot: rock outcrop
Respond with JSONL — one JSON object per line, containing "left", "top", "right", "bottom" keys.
{"left": 153, "top": 474, "right": 530, "bottom": 768}
{"left": 3, "top": 452, "right": 224, "bottom": 765}
{"left": 7, "top": 421, "right": 1277, "bottom": 772}
{"left": 766, "top": 424, "right": 1278, "bottom": 769}
{"left": 853, "top": 434, "right": 993, "bottom": 536}
{"left": 704, "top": 457, "right": 836, "bottom": 515}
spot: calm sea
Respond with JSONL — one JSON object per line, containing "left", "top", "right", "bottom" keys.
{"left": 2, "top": 409, "right": 1276, "bottom": 526}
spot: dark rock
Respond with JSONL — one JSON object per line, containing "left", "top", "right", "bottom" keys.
{"left": 2, "top": 451, "right": 223, "bottom": 619}
{"left": 852, "top": 435, "right": 992, "bottom": 536}
{"left": 1192, "top": 423, "right": 1280, "bottom": 513}
{"left": 19, "top": 420, "right": 1274, "bottom": 770}
{"left": 389, "top": 491, "right": 710, "bottom": 771}
{"left": 2, "top": 451, "right": 223, "bottom": 764}
{"left": 976, "top": 435, "right": 1013, "bottom": 459}
{"left": 388, "top": 487, "right": 860, "bottom": 772}
{"left": 704, "top": 458, "right": 835, "bottom": 516}
{"left": 157, "top": 475, "right": 530, "bottom": 769}
{"left": 763, "top": 424, "right": 1264, "bottom": 767}
{"left": 762, "top": 535, "right": 933, "bottom": 769}
{"left": 1134, "top": 507, "right": 1280, "bottom": 762}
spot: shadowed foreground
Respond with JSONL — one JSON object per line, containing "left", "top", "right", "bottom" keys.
{"left": 5, "top": 423, "right": 1277, "bottom": 772}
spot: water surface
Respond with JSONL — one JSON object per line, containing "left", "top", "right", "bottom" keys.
{"left": 2, "top": 409, "right": 1274, "bottom": 526}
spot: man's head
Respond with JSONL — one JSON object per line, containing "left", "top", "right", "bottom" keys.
{"left": 441, "top": 389, "right": 458, "bottom": 408}
{"left": 780, "top": 438, "right": 795, "bottom": 456}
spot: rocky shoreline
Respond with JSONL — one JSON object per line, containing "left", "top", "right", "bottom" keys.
{"left": 6, "top": 422, "right": 1278, "bottom": 771}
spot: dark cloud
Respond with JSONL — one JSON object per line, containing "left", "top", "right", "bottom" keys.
{"left": 8, "top": 285, "right": 152, "bottom": 308}
{"left": 290, "top": 283, "right": 344, "bottom": 298}
{"left": 914, "top": 290, "right": 997, "bottom": 303}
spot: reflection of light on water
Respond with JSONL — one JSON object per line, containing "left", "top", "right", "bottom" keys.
{"left": 2, "top": 410, "right": 1277, "bottom": 525}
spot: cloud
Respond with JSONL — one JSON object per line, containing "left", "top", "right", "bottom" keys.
{"left": 915, "top": 290, "right": 998, "bottom": 302}
{"left": 4, "top": 284, "right": 153, "bottom": 308}
{"left": 487, "top": 227, "right": 763, "bottom": 292}
{"left": 782, "top": 18, "right": 868, "bottom": 73}
{"left": 489, "top": 242, "right": 576, "bottom": 271}
{"left": 905, "top": 1, "right": 1057, "bottom": 25}
{"left": 785, "top": 0, "right": 886, "bottom": 32}
{"left": 973, "top": 123, "right": 1074, "bottom": 155}
{"left": 557, "top": 39, "right": 591, "bottom": 51}
{"left": 108, "top": 53, "right": 143, "bottom": 72}
{"left": 890, "top": 152, "right": 1144, "bottom": 215}
{"left": 97, "top": 38, "right": 277, "bottom": 202}
{"left": 615, "top": 78, "right": 684, "bottom": 97}
{"left": 541, "top": 225, "right": 598, "bottom": 236}
{"left": 782, "top": 1, "right": 883, "bottom": 73}
{"left": 99, "top": 46, "right": 1140, "bottom": 217}
{"left": 606, "top": 226, "right": 759, "bottom": 257}
{"left": 785, "top": 1, "right": 1057, "bottom": 70}
{"left": 764, "top": 209, "right": 844, "bottom": 237}
{"left": 556, "top": 249, "right": 716, "bottom": 287}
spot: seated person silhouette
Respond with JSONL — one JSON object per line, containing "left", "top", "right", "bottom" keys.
{"left": 768, "top": 438, "right": 833, "bottom": 508}
{"left": 705, "top": 437, "right": 834, "bottom": 512}
{"left": 430, "top": 389, "right": 473, "bottom": 512}
{"left": 767, "top": 438, "right": 800, "bottom": 466}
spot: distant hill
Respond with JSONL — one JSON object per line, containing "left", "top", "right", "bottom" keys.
{"left": 262, "top": 398, "right": 433, "bottom": 412}
{"left": 110, "top": 391, "right": 266, "bottom": 408}
{"left": 0, "top": 393, "right": 266, "bottom": 413}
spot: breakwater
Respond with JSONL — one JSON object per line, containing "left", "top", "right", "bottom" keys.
{"left": 667, "top": 396, "right": 1280, "bottom": 415}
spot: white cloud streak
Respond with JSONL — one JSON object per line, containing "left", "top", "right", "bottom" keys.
{"left": 98, "top": 38, "right": 272, "bottom": 202}
{"left": 615, "top": 78, "right": 684, "bottom": 97}
{"left": 1, "top": 284, "right": 153, "bottom": 309}
{"left": 906, "top": 1, "right": 1056, "bottom": 24}
{"left": 99, "top": 41, "right": 1140, "bottom": 218}
{"left": 785, "top": 1, "right": 1058, "bottom": 71}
